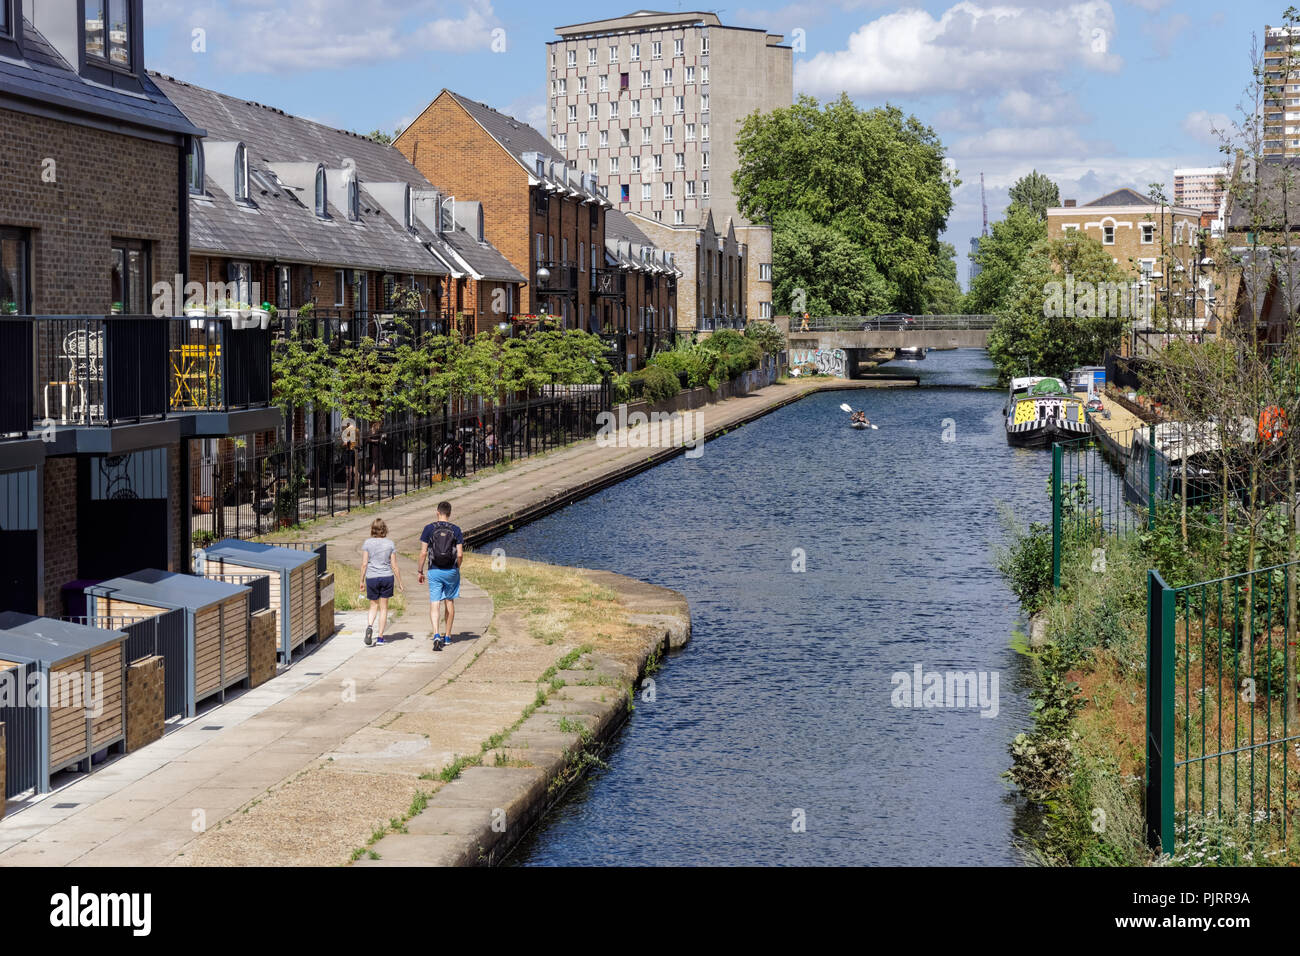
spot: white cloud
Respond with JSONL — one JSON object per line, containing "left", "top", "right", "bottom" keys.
{"left": 796, "top": 2, "right": 1122, "bottom": 98}
{"left": 167, "top": 0, "right": 500, "bottom": 74}
{"left": 1180, "top": 110, "right": 1233, "bottom": 148}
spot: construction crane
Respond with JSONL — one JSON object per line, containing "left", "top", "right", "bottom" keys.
{"left": 980, "top": 172, "right": 989, "bottom": 238}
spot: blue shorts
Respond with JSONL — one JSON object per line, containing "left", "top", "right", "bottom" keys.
{"left": 427, "top": 567, "right": 460, "bottom": 601}
{"left": 366, "top": 576, "right": 394, "bottom": 600}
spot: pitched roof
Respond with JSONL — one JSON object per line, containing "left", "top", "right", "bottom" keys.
{"left": 1226, "top": 157, "right": 1300, "bottom": 231}
{"left": 0, "top": 18, "right": 200, "bottom": 138}
{"left": 152, "top": 74, "right": 520, "bottom": 281}
{"left": 1084, "top": 188, "right": 1158, "bottom": 207}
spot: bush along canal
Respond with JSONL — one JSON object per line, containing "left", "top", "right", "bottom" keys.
{"left": 492, "top": 350, "right": 1050, "bottom": 865}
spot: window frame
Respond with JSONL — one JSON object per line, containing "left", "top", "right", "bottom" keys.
{"left": 0, "top": 0, "right": 22, "bottom": 59}
{"left": 0, "top": 225, "right": 32, "bottom": 315}
{"left": 234, "top": 143, "right": 250, "bottom": 204}
{"left": 81, "top": 0, "right": 143, "bottom": 87}
{"left": 186, "top": 136, "right": 205, "bottom": 194}
{"left": 111, "top": 237, "right": 151, "bottom": 315}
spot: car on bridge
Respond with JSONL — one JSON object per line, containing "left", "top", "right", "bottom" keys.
{"left": 862, "top": 313, "right": 914, "bottom": 331}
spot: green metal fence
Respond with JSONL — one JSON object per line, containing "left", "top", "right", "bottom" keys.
{"left": 1146, "top": 564, "right": 1299, "bottom": 854}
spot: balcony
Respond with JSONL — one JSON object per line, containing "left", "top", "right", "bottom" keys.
{"left": 0, "top": 315, "right": 276, "bottom": 449}
{"left": 594, "top": 269, "right": 626, "bottom": 297}
{"left": 534, "top": 260, "right": 579, "bottom": 293}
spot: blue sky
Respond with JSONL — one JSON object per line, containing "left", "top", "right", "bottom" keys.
{"left": 144, "top": 0, "right": 1275, "bottom": 286}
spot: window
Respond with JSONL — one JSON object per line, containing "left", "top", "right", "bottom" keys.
{"left": 652, "top": 41, "right": 662, "bottom": 59}
{"left": 234, "top": 143, "right": 249, "bottom": 202}
{"left": 0, "top": 227, "right": 31, "bottom": 314}
{"left": 1141, "top": 223, "right": 1154, "bottom": 244}
{"left": 620, "top": 72, "right": 629, "bottom": 90}
{"left": 621, "top": 184, "right": 630, "bottom": 202}
{"left": 759, "top": 263, "right": 772, "bottom": 281}
{"left": 335, "top": 270, "right": 346, "bottom": 307}
{"left": 685, "top": 180, "right": 695, "bottom": 198}
{"left": 760, "top": 302, "right": 772, "bottom": 319}
{"left": 315, "top": 166, "right": 327, "bottom": 217}
{"left": 609, "top": 45, "right": 618, "bottom": 62}
{"left": 0, "top": 0, "right": 9, "bottom": 37}
{"left": 558, "top": 78, "right": 567, "bottom": 95}
{"left": 578, "top": 76, "right": 587, "bottom": 93}
{"left": 685, "top": 66, "right": 695, "bottom": 84}
{"left": 354, "top": 271, "right": 369, "bottom": 314}
{"left": 277, "top": 266, "right": 292, "bottom": 310}
{"left": 86, "top": 0, "right": 131, "bottom": 69}
{"left": 653, "top": 154, "right": 663, "bottom": 172}
{"left": 620, "top": 128, "right": 630, "bottom": 146}
{"left": 701, "top": 152, "right": 709, "bottom": 170}
{"left": 579, "top": 242, "right": 585, "bottom": 271}
{"left": 674, "top": 96, "right": 684, "bottom": 114}
{"left": 674, "top": 38, "right": 683, "bottom": 57}
{"left": 701, "top": 123, "right": 710, "bottom": 141}
{"left": 686, "top": 123, "right": 696, "bottom": 141}
{"left": 1103, "top": 224, "right": 1115, "bottom": 244}
{"left": 630, "top": 43, "right": 640, "bottom": 60}
{"left": 702, "top": 65, "right": 709, "bottom": 84}
{"left": 567, "top": 49, "right": 576, "bottom": 67}
{"left": 675, "top": 152, "right": 685, "bottom": 170}
{"left": 631, "top": 99, "right": 640, "bottom": 117}
{"left": 674, "top": 209, "right": 685, "bottom": 225}
{"left": 643, "top": 125, "right": 652, "bottom": 143}
{"left": 578, "top": 132, "right": 588, "bottom": 149}
{"left": 599, "top": 130, "right": 609, "bottom": 148}
{"left": 557, "top": 133, "right": 567, "bottom": 149}
{"left": 609, "top": 100, "right": 618, "bottom": 119}
{"left": 701, "top": 35, "right": 709, "bottom": 55}
{"left": 664, "top": 125, "right": 674, "bottom": 142}
{"left": 641, "top": 70, "right": 651, "bottom": 88}
{"left": 599, "top": 74, "right": 608, "bottom": 92}
{"left": 663, "top": 68, "right": 673, "bottom": 85}
{"left": 652, "top": 98, "right": 662, "bottom": 115}
{"left": 702, "top": 180, "right": 710, "bottom": 198}
{"left": 609, "top": 156, "right": 619, "bottom": 174}
{"left": 663, "top": 181, "right": 673, "bottom": 200}
{"left": 186, "top": 137, "right": 204, "bottom": 193}
{"left": 110, "top": 239, "right": 149, "bottom": 314}
{"left": 701, "top": 94, "right": 709, "bottom": 112}
{"left": 588, "top": 47, "right": 597, "bottom": 65}
{"left": 567, "top": 104, "right": 577, "bottom": 122}
{"left": 589, "top": 158, "right": 599, "bottom": 174}
{"left": 589, "top": 103, "right": 598, "bottom": 121}
{"left": 347, "top": 177, "right": 359, "bottom": 221}
{"left": 642, "top": 183, "right": 652, "bottom": 201}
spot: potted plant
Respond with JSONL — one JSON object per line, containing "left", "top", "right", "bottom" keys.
{"left": 192, "top": 492, "right": 214, "bottom": 514}
{"left": 191, "top": 529, "right": 217, "bottom": 549}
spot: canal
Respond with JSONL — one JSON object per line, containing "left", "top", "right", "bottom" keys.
{"left": 498, "top": 350, "right": 1050, "bottom": 865}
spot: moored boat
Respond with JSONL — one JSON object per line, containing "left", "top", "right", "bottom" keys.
{"left": 1003, "top": 376, "right": 1090, "bottom": 448}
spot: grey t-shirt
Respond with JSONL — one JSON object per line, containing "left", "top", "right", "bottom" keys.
{"left": 362, "top": 537, "right": 396, "bottom": 578}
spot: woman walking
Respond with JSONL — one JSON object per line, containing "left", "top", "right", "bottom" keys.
{"left": 359, "top": 518, "right": 403, "bottom": 646}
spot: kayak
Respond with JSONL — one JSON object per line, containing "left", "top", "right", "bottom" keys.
{"left": 851, "top": 421, "right": 869, "bottom": 430}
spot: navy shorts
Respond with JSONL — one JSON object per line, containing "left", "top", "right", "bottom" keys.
{"left": 366, "top": 576, "right": 395, "bottom": 600}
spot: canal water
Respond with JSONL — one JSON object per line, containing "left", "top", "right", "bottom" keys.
{"left": 498, "top": 350, "right": 1050, "bottom": 865}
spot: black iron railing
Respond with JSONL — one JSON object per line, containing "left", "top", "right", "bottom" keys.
{"left": 535, "top": 261, "right": 579, "bottom": 293}
{"left": 595, "top": 269, "right": 626, "bottom": 297}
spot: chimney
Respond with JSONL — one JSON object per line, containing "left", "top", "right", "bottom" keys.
{"left": 1064, "top": 199, "right": 1077, "bottom": 207}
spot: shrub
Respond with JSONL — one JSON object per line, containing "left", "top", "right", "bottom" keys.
{"left": 647, "top": 349, "right": 707, "bottom": 388}
{"left": 996, "top": 515, "right": 1055, "bottom": 614}
{"left": 745, "top": 321, "right": 785, "bottom": 355}
{"left": 629, "top": 363, "right": 681, "bottom": 403}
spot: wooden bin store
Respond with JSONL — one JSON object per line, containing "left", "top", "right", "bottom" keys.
{"left": 0, "top": 613, "right": 128, "bottom": 796}
{"left": 201, "top": 540, "right": 319, "bottom": 660}
{"left": 85, "top": 570, "right": 251, "bottom": 717}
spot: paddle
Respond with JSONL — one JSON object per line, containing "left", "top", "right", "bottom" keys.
{"left": 839, "top": 402, "right": 879, "bottom": 429}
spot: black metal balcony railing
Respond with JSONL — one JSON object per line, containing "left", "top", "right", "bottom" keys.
{"left": 534, "top": 260, "right": 579, "bottom": 293}
{"left": 0, "top": 315, "right": 272, "bottom": 437}
{"left": 594, "top": 269, "right": 626, "bottom": 298}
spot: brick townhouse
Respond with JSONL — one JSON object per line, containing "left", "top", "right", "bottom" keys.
{"left": 395, "top": 89, "right": 678, "bottom": 366}
{"left": 605, "top": 208, "right": 677, "bottom": 369}
{"left": 0, "top": 0, "right": 278, "bottom": 615}
{"left": 634, "top": 208, "right": 752, "bottom": 332}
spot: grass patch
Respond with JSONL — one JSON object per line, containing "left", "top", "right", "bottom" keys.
{"left": 329, "top": 560, "right": 407, "bottom": 615}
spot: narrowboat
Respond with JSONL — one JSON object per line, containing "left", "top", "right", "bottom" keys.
{"left": 1003, "top": 376, "right": 1090, "bottom": 448}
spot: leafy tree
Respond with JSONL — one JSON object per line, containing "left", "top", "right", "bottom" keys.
{"left": 965, "top": 203, "right": 1046, "bottom": 314}
{"left": 1007, "top": 169, "right": 1061, "bottom": 221}
{"left": 365, "top": 129, "right": 395, "bottom": 145}
{"left": 733, "top": 93, "right": 956, "bottom": 313}
{"left": 986, "top": 234, "right": 1127, "bottom": 384}
{"left": 922, "top": 241, "right": 964, "bottom": 314}
{"left": 770, "top": 211, "right": 891, "bottom": 315}
{"left": 334, "top": 337, "right": 395, "bottom": 422}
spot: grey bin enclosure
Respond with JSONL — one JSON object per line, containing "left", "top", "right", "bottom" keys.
{"left": 84, "top": 569, "right": 252, "bottom": 718}
{"left": 0, "top": 613, "right": 129, "bottom": 797}
{"left": 201, "top": 539, "right": 319, "bottom": 661}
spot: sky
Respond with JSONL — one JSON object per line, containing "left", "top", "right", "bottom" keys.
{"left": 143, "top": 0, "right": 1275, "bottom": 288}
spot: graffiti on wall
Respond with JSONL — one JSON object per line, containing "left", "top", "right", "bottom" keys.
{"left": 789, "top": 348, "right": 849, "bottom": 378}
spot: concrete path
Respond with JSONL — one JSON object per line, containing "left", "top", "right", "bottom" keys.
{"left": 0, "top": 375, "right": 829, "bottom": 864}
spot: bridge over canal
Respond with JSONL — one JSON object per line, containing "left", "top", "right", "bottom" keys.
{"left": 776, "top": 315, "right": 997, "bottom": 378}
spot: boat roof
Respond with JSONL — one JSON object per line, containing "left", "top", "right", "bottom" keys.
{"left": 1010, "top": 376, "right": 1072, "bottom": 396}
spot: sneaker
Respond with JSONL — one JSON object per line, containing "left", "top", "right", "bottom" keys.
{"left": 365, "top": 626, "right": 373, "bottom": 646}
{"left": 432, "top": 637, "right": 444, "bottom": 651}
{"left": 432, "top": 633, "right": 442, "bottom": 644}
{"left": 376, "top": 636, "right": 386, "bottom": 645}
{"left": 443, "top": 633, "right": 453, "bottom": 645}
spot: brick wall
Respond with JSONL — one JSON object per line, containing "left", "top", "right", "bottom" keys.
{"left": 125, "top": 655, "right": 165, "bottom": 753}
{"left": 249, "top": 608, "right": 277, "bottom": 687}
{"left": 41, "top": 458, "right": 76, "bottom": 616}
{"left": 396, "top": 96, "right": 534, "bottom": 309}
{"left": 0, "top": 720, "right": 6, "bottom": 819}
{"left": 0, "top": 106, "right": 182, "bottom": 314}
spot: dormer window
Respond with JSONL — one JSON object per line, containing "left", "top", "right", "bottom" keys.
{"left": 476, "top": 206, "right": 485, "bottom": 242}
{"left": 85, "top": 0, "right": 132, "bottom": 70}
{"left": 234, "top": 143, "right": 249, "bottom": 203}
{"left": 347, "top": 178, "right": 359, "bottom": 221}
{"left": 440, "top": 197, "right": 454, "bottom": 233}
{"left": 404, "top": 185, "right": 413, "bottom": 231}
{"left": 186, "top": 137, "right": 204, "bottom": 193}
{"left": 314, "top": 166, "right": 327, "bottom": 217}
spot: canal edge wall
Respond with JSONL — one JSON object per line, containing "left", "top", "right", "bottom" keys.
{"left": 354, "top": 563, "right": 691, "bottom": 867}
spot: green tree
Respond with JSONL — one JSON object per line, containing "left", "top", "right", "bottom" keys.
{"left": 770, "top": 211, "right": 891, "bottom": 315}
{"left": 986, "top": 234, "right": 1128, "bottom": 384}
{"left": 733, "top": 93, "right": 956, "bottom": 313}
{"left": 922, "top": 241, "right": 964, "bottom": 314}
{"left": 965, "top": 203, "right": 1046, "bottom": 314}
{"left": 1007, "top": 169, "right": 1061, "bottom": 221}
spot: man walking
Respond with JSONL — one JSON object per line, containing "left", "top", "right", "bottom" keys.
{"left": 418, "top": 500, "right": 464, "bottom": 651}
